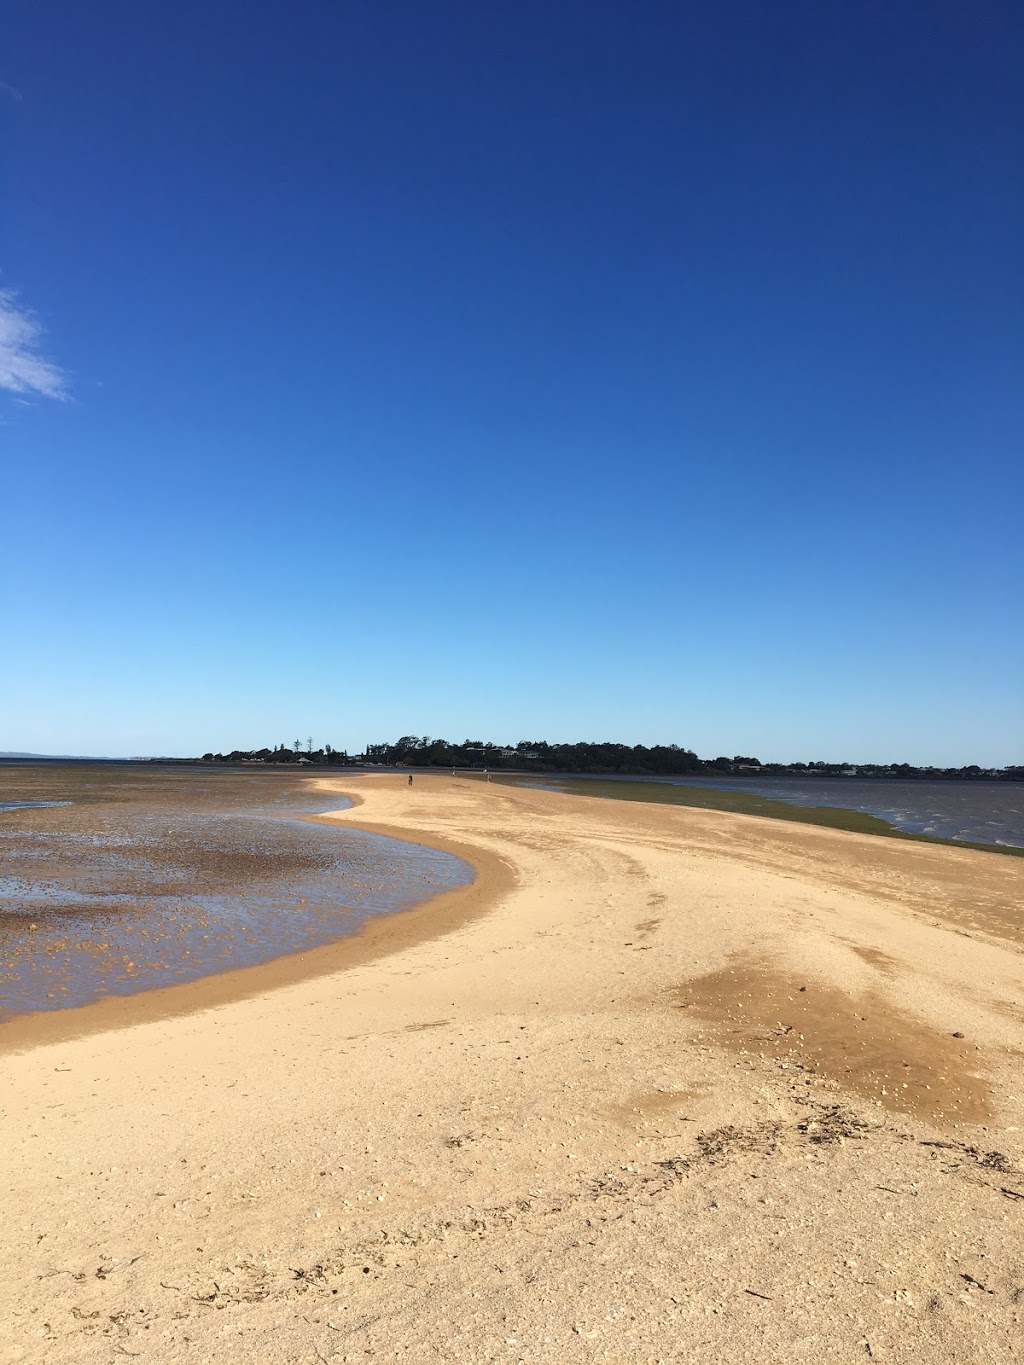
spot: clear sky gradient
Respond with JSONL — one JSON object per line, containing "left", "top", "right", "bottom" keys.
{"left": 2, "top": 1, "right": 1021, "bottom": 763}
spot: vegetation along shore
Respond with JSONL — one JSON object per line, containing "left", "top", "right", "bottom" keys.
{"left": 195, "top": 736, "right": 1022, "bottom": 782}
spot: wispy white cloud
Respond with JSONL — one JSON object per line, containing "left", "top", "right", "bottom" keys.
{"left": 0, "top": 288, "right": 67, "bottom": 400}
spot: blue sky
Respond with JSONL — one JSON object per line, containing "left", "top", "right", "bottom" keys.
{"left": 2, "top": 0, "right": 1021, "bottom": 764}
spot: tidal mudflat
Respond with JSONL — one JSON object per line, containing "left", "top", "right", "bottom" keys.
{"left": 3, "top": 774, "right": 1023, "bottom": 1364}
{"left": 0, "top": 764, "right": 472, "bottom": 1016}
{"left": 515, "top": 773, "right": 1024, "bottom": 854}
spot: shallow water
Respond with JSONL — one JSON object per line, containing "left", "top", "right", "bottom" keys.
{"left": 533, "top": 773, "right": 1024, "bottom": 848}
{"left": 0, "top": 801, "right": 72, "bottom": 811}
{"left": 0, "top": 766, "right": 472, "bottom": 1016}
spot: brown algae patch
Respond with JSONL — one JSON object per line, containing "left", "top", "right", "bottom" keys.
{"left": 843, "top": 941, "right": 901, "bottom": 973}
{"left": 633, "top": 917, "right": 662, "bottom": 938}
{"left": 675, "top": 955, "right": 992, "bottom": 1126}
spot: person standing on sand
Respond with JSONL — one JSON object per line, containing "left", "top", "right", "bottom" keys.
{"left": 408, "top": 774, "right": 413, "bottom": 786}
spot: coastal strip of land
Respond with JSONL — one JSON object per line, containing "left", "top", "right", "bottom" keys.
{"left": 2, "top": 774, "right": 1023, "bottom": 1363}
{"left": 506, "top": 774, "right": 1024, "bottom": 857}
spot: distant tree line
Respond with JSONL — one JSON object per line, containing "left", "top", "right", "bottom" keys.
{"left": 201, "top": 741, "right": 350, "bottom": 766}
{"left": 197, "top": 737, "right": 1023, "bottom": 781}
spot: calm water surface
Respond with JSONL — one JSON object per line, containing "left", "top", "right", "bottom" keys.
{"left": 0, "top": 767, "right": 472, "bottom": 1016}
{"left": 548, "top": 773, "right": 1024, "bottom": 848}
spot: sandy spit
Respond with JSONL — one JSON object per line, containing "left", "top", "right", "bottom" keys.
{"left": 1, "top": 774, "right": 1022, "bottom": 1364}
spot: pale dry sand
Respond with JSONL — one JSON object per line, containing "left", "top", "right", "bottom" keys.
{"left": 2, "top": 775, "right": 1023, "bottom": 1364}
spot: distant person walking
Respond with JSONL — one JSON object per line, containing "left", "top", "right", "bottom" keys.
{"left": 408, "top": 774, "right": 413, "bottom": 786}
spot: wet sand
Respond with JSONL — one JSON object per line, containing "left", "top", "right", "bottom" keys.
{"left": 0, "top": 766, "right": 472, "bottom": 1018}
{"left": 2, "top": 773, "right": 1023, "bottom": 1363}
